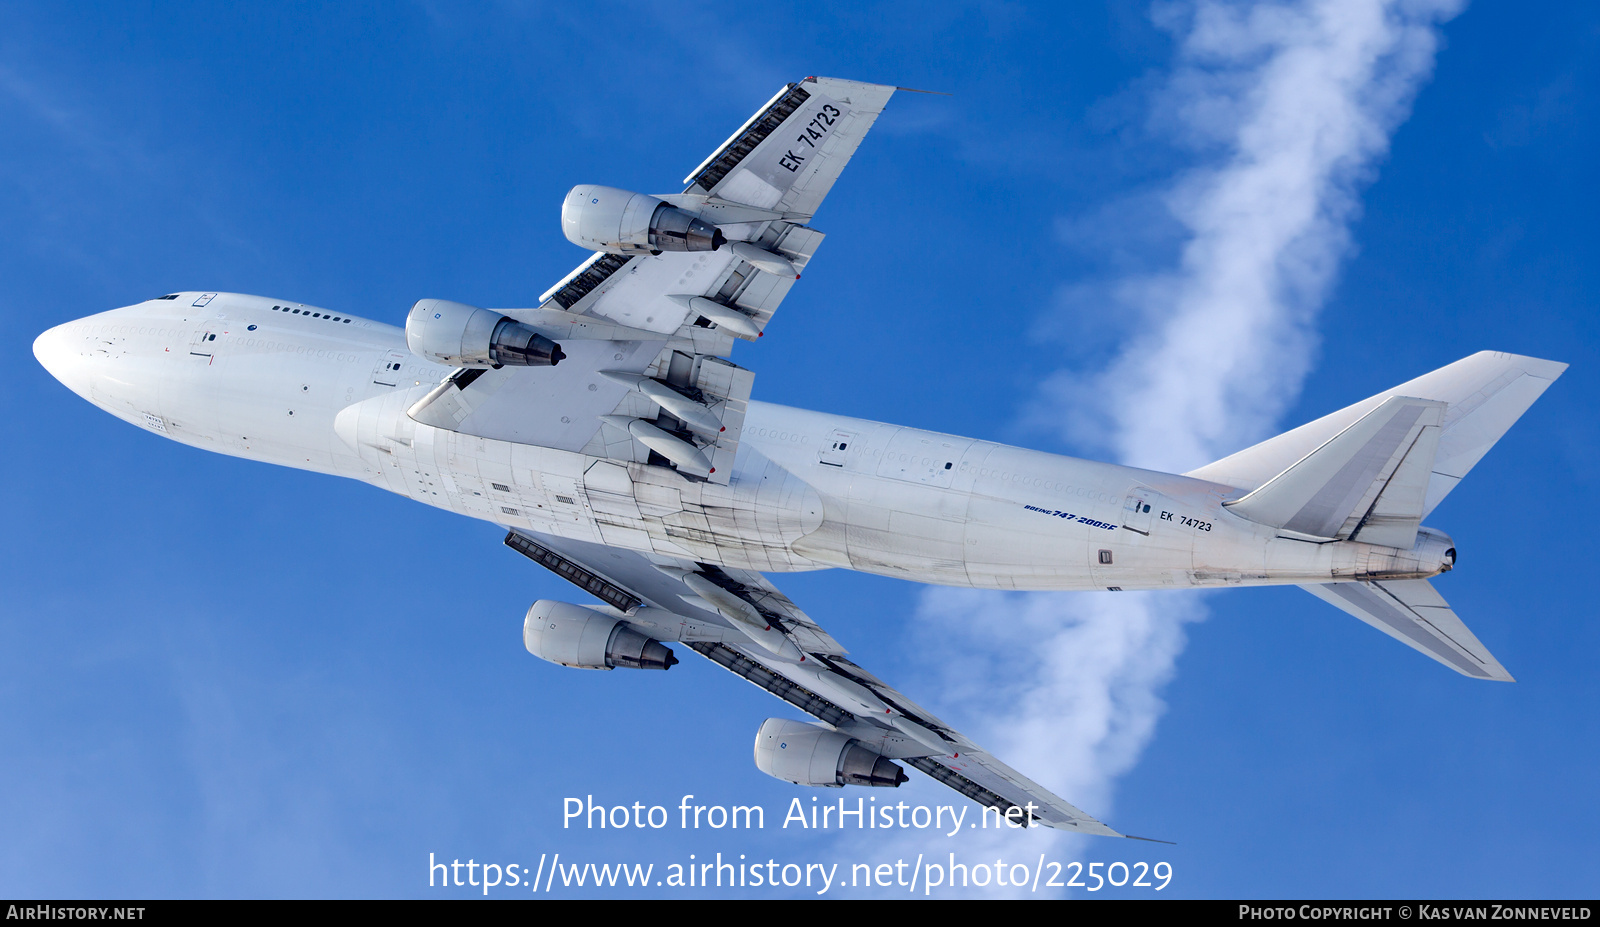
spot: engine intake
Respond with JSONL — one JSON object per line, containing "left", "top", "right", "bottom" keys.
{"left": 406, "top": 299, "right": 564, "bottom": 368}
{"left": 753, "top": 719, "right": 907, "bottom": 788}
{"left": 562, "top": 185, "right": 724, "bottom": 255}
{"left": 523, "top": 600, "right": 676, "bottom": 671}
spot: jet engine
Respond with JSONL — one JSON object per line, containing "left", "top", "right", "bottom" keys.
{"left": 522, "top": 600, "right": 677, "bottom": 671}
{"left": 561, "top": 185, "right": 725, "bottom": 255}
{"left": 405, "top": 299, "right": 565, "bottom": 368}
{"left": 752, "top": 719, "right": 907, "bottom": 788}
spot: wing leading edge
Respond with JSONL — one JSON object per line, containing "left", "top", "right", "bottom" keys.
{"left": 505, "top": 527, "right": 1123, "bottom": 836}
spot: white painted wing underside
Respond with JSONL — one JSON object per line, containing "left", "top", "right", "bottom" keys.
{"left": 683, "top": 77, "right": 896, "bottom": 221}
{"left": 508, "top": 527, "right": 1121, "bottom": 836}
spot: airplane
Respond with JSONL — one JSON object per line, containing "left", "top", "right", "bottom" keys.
{"left": 31, "top": 76, "right": 1566, "bottom": 839}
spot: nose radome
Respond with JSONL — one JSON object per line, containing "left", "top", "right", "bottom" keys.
{"left": 33, "top": 323, "right": 87, "bottom": 396}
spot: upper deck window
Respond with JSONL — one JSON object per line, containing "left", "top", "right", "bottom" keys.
{"left": 269, "top": 304, "right": 354, "bottom": 323}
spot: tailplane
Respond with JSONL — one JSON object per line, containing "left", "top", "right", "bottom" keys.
{"left": 1299, "top": 579, "right": 1513, "bottom": 681}
{"left": 1223, "top": 395, "right": 1445, "bottom": 547}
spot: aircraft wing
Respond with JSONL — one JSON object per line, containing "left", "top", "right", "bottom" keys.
{"left": 505, "top": 527, "right": 1124, "bottom": 836}
{"left": 408, "top": 77, "right": 898, "bottom": 484}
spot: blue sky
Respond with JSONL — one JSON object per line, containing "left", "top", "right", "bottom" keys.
{"left": 2, "top": 1, "right": 1596, "bottom": 899}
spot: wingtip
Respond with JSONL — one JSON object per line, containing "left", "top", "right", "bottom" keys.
{"left": 801, "top": 76, "right": 948, "bottom": 95}
{"left": 1123, "top": 833, "right": 1178, "bottom": 845}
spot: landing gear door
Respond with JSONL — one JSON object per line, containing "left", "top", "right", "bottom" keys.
{"left": 1122, "top": 488, "right": 1159, "bottom": 535}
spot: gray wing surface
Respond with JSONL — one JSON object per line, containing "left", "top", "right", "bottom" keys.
{"left": 505, "top": 526, "right": 1121, "bottom": 836}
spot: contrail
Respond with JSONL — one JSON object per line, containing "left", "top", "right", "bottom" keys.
{"left": 890, "top": 0, "right": 1464, "bottom": 892}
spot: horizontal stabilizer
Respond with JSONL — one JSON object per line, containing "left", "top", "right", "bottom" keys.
{"left": 1225, "top": 396, "right": 1445, "bottom": 542}
{"left": 1299, "top": 579, "right": 1513, "bottom": 681}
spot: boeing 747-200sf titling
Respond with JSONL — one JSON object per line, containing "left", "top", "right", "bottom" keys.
{"left": 32, "top": 77, "right": 1566, "bottom": 838}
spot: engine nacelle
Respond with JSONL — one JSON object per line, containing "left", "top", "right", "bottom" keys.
{"left": 752, "top": 719, "right": 907, "bottom": 788}
{"left": 406, "top": 299, "right": 565, "bottom": 368}
{"left": 522, "top": 600, "right": 677, "bottom": 671}
{"left": 561, "top": 185, "right": 724, "bottom": 255}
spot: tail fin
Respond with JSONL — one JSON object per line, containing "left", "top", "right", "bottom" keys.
{"left": 1299, "top": 579, "right": 1513, "bottom": 681}
{"left": 1187, "top": 351, "right": 1567, "bottom": 517}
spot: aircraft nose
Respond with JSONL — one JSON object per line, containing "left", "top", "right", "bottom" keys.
{"left": 33, "top": 322, "right": 86, "bottom": 394}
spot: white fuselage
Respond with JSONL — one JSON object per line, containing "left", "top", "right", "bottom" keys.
{"left": 34, "top": 293, "right": 1452, "bottom": 591}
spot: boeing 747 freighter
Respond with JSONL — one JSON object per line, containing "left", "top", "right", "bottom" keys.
{"left": 32, "top": 77, "right": 1565, "bottom": 836}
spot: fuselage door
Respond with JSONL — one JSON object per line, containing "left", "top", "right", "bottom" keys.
{"left": 189, "top": 327, "right": 218, "bottom": 360}
{"left": 819, "top": 430, "right": 856, "bottom": 467}
{"left": 1122, "top": 488, "right": 1158, "bottom": 535}
{"left": 372, "top": 351, "right": 406, "bottom": 387}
